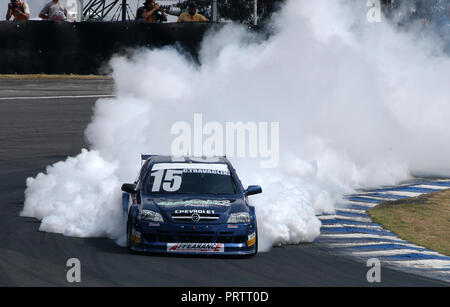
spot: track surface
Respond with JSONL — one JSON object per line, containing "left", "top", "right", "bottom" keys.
{"left": 0, "top": 79, "right": 447, "bottom": 286}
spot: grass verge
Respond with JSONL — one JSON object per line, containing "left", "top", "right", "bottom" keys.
{"left": 368, "top": 189, "right": 450, "bottom": 256}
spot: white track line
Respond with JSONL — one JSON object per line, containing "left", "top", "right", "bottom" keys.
{"left": 341, "top": 200, "right": 378, "bottom": 208}
{"left": 321, "top": 224, "right": 383, "bottom": 230}
{"left": 351, "top": 249, "right": 440, "bottom": 257}
{"left": 384, "top": 259, "right": 450, "bottom": 270}
{"left": 377, "top": 191, "right": 423, "bottom": 197}
{"left": 318, "top": 215, "right": 372, "bottom": 223}
{"left": 0, "top": 94, "right": 115, "bottom": 100}
{"left": 334, "top": 208, "right": 367, "bottom": 214}
{"left": 350, "top": 195, "right": 395, "bottom": 201}
{"left": 413, "top": 184, "right": 449, "bottom": 190}
{"left": 327, "top": 241, "right": 420, "bottom": 249}
{"left": 360, "top": 195, "right": 399, "bottom": 201}
{"left": 319, "top": 233, "right": 399, "bottom": 240}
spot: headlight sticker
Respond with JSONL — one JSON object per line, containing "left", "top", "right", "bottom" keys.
{"left": 139, "top": 210, "right": 164, "bottom": 222}
{"left": 227, "top": 212, "right": 250, "bottom": 224}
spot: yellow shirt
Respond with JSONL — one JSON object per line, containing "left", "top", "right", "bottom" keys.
{"left": 178, "top": 12, "right": 208, "bottom": 22}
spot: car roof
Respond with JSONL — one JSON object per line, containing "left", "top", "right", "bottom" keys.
{"left": 140, "top": 155, "right": 244, "bottom": 193}
{"left": 145, "top": 155, "right": 230, "bottom": 164}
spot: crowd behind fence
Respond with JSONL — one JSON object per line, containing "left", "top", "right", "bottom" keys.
{"left": 5, "top": 0, "right": 212, "bottom": 23}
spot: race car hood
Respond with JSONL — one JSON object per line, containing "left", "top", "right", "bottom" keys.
{"left": 141, "top": 197, "right": 249, "bottom": 223}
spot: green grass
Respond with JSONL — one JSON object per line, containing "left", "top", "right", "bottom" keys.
{"left": 368, "top": 189, "right": 450, "bottom": 256}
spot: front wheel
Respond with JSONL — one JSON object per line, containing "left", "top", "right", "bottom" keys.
{"left": 252, "top": 230, "right": 258, "bottom": 256}
{"left": 126, "top": 213, "right": 132, "bottom": 250}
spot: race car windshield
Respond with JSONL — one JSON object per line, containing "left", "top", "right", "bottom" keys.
{"left": 146, "top": 163, "right": 237, "bottom": 194}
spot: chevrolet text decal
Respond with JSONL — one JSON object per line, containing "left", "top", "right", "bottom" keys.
{"left": 174, "top": 209, "right": 215, "bottom": 214}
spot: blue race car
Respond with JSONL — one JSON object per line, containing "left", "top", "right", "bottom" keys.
{"left": 121, "top": 155, "right": 262, "bottom": 255}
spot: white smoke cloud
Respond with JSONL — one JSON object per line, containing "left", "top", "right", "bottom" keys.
{"left": 21, "top": 0, "right": 450, "bottom": 251}
{"left": 22, "top": 149, "right": 123, "bottom": 238}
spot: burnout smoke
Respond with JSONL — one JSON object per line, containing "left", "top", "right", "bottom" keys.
{"left": 22, "top": 0, "right": 450, "bottom": 251}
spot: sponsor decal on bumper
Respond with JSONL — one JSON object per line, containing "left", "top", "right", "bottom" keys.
{"left": 247, "top": 232, "right": 256, "bottom": 247}
{"left": 131, "top": 229, "right": 141, "bottom": 244}
{"left": 167, "top": 243, "right": 224, "bottom": 253}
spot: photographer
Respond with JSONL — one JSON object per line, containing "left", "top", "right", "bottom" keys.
{"left": 178, "top": 1, "right": 208, "bottom": 23}
{"left": 39, "top": 0, "right": 68, "bottom": 21}
{"left": 136, "top": 0, "right": 167, "bottom": 23}
{"left": 6, "top": 0, "right": 30, "bottom": 21}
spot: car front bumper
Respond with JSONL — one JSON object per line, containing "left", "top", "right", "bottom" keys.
{"left": 130, "top": 222, "right": 257, "bottom": 255}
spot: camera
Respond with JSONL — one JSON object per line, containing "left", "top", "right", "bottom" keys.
{"left": 163, "top": 5, "right": 181, "bottom": 16}
{"left": 9, "top": 2, "right": 19, "bottom": 10}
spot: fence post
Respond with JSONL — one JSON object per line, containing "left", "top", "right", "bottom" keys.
{"left": 253, "top": 0, "right": 258, "bottom": 26}
{"left": 212, "top": 0, "right": 218, "bottom": 22}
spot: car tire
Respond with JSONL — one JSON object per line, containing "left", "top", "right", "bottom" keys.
{"left": 252, "top": 229, "right": 258, "bottom": 256}
{"left": 126, "top": 212, "right": 132, "bottom": 251}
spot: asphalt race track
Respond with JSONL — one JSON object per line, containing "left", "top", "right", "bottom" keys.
{"left": 0, "top": 79, "right": 447, "bottom": 286}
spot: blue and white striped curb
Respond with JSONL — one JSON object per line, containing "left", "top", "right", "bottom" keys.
{"left": 316, "top": 179, "right": 450, "bottom": 282}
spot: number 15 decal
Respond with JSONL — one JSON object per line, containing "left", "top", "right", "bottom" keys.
{"left": 151, "top": 169, "right": 182, "bottom": 192}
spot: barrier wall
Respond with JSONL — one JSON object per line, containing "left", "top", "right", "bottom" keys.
{"left": 0, "top": 21, "right": 216, "bottom": 74}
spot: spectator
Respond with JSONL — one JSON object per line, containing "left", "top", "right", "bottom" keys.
{"left": 39, "top": 0, "right": 68, "bottom": 21}
{"left": 136, "top": 0, "right": 167, "bottom": 23}
{"left": 6, "top": 0, "right": 30, "bottom": 21}
{"left": 178, "top": 1, "right": 209, "bottom": 22}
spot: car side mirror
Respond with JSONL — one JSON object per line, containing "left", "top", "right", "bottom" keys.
{"left": 121, "top": 183, "right": 137, "bottom": 195}
{"left": 245, "top": 185, "right": 262, "bottom": 196}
